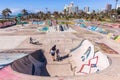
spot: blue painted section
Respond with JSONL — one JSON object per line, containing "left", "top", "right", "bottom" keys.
{"left": 42, "top": 27, "right": 48, "bottom": 31}
{"left": 79, "top": 20, "right": 84, "bottom": 22}
{"left": 80, "top": 24, "right": 86, "bottom": 28}
{"left": 70, "top": 40, "right": 85, "bottom": 52}
{"left": 81, "top": 47, "right": 91, "bottom": 62}
{"left": 32, "top": 21, "right": 44, "bottom": 25}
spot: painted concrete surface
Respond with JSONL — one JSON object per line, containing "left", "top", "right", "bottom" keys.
{"left": 0, "top": 23, "right": 120, "bottom": 80}
{"left": 0, "top": 54, "right": 120, "bottom": 80}
{"left": 0, "top": 36, "right": 27, "bottom": 50}
{"left": 0, "top": 53, "right": 28, "bottom": 67}
{"left": 70, "top": 40, "right": 110, "bottom": 75}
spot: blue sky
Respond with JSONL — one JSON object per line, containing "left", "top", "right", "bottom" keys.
{"left": 0, "top": 0, "right": 120, "bottom": 14}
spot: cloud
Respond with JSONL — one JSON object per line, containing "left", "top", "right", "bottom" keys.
{"left": 30, "top": 9, "right": 41, "bottom": 13}
{"left": 11, "top": 8, "right": 42, "bottom": 14}
{"left": 11, "top": 8, "right": 21, "bottom": 14}
{"left": 0, "top": 8, "right": 47, "bottom": 15}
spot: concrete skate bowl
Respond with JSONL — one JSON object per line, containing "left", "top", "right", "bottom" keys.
{"left": 69, "top": 40, "right": 110, "bottom": 75}
{"left": 3, "top": 40, "right": 110, "bottom": 79}
{"left": 10, "top": 49, "right": 73, "bottom": 77}
{"left": 11, "top": 49, "right": 50, "bottom": 76}
{"left": 37, "top": 25, "right": 76, "bottom": 33}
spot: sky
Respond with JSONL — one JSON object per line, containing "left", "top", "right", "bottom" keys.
{"left": 0, "top": 0, "right": 120, "bottom": 14}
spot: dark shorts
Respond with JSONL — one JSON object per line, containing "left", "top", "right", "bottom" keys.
{"left": 51, "top": 53, "right": 55, "bottom": 56}
{"left": 50, "top": 50, "right": 55, "bottom": 56}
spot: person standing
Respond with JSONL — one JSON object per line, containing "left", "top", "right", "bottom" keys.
{"left": 56, "top": 49, "right": 61, "bottom": 61}
{"left": 30, "top": 37, "right": 33, "bottom": 43}
{"left": 50, "top": 45, "right": 56, "bottom": 61}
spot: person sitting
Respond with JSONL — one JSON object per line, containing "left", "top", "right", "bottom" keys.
{"left": 29, "top": 37, "right": 39, "bottom": 44}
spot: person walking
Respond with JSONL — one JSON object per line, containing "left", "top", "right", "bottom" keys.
{"left": 50, "top": 45, "right": 56, "bottom": 61}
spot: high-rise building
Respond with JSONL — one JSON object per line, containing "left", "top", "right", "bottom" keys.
{"left": 70, "top": 2, "right": 74, "bottom": 7}
{"left": 117, "top": 4, "right": 120, "bottom": 9}
{"left": 84, "top": 6, "right": 89, "bottom": 13}
{"left": 71, "top": 6, "right": 79, "bottom": 14}
{"left": 64, "top": 2, "right": 79, "bottom": 14}
{"left": 79, "top": 9, "right": 83, "bottom": 13}
{"left": 106, "top": 4, "right": 112, "bottom": 11}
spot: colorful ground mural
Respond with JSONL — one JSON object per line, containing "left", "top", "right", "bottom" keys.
{"left": 70, "top": 40, "right": 110, "bottom": 75}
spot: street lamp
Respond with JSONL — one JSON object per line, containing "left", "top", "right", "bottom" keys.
{"left": 115, "top": 0, "right": 119, "bottom": 9}
{"left": 46, "top": 8, "right": 48, "bottom": 13}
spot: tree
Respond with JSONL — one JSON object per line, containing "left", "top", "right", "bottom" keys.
{"left": 46, "top": 11, "right": 51, "bottom": 19}
{"left": 59, "top": 12, "right": 63, "bottom": 18}
{"left": 53, "top": 11, "right": 59, "bottom": 19}
{"left": 28, "top": 13, "right": 35, "bottom": 19}
{"left": 117, "top": 7, "right": 120, "bottom": 15}
{"left": 21, "top": 9, "right": 29, "bottom": 20}
{"left": 63, "top": 9, "right": 67, "bottom": 15}
{"left": 2, "top": 8, "right": 12, "bottom": 19}
{"left": 73, "top": 12, "right": 77, "bottom": 18}
{"left": 21, "top": 9, "right": 28, "bottom": 15}
{"left": 37, "top": 11, "right": 45, "bottom": 19}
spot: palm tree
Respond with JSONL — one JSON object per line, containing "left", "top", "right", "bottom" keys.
{"left": 59, "top": 12, "right": 63, "bottom": 18}
{"left": 53, "top": 11, "right": 59, "bottom": 19}
{"left": 28, "top": 13, "right": 34, "bottom": 19}
{"left": 2, "top": 8, "right": 12, "bottom": 19}
{"left": 117, "top": 7, "right": 120, "bottom": 15}
{"left": 46, "top": 11, "right": 51, "bottom": 19}
{"left": 73, "top": 12, "right": 77, "bottom": 18}
{"left": 63, "top": 9, "right": 67, "bottom": 15}
{"left": 21, "top": 9, "right": 28, "bottom": 15}
{"left": 37, "top": 11, "right": 45, "bottom": 19}
{"left": 21, "top": 9, "right": 29, "bottom": 20}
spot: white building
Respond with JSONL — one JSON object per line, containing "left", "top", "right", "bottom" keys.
{"left": 64, "top": 2, "right": 79, "bottom": 14}
{"left": 84, "top": 6, "right": 90, "bottom": 13}
{"left": 117, "top": 4, "right": 120, "bottom": 9}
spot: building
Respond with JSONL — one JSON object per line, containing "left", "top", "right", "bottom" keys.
{"left": 79, "top": 9, "right": 83, "bottom": 13}
{"left": 106, "top": 4, "right": 112, "bottom": 11}
{"left": 117, "top": 4, "right": 120, "bottom": 9}
{"left": 71, "top": 6, "right": 79, "bottom": 14}
{"left": 64, "top": 2, "right": 79, "bottom": 14}
{"left": 84, "top": 6, "right": 89, "bottom": 13}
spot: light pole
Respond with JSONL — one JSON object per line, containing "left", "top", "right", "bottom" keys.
{"left": 115, "top": 0, "right": 119, "bottom": 20}
{"left": 46, "top": 8, "right": 48, "bottom": 13}
{"left": 115, "top": 0, "right": 119, "bottom": 9}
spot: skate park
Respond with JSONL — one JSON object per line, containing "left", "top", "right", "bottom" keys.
{"left": 0, "top": 21, "right": 120, "bottom": 80}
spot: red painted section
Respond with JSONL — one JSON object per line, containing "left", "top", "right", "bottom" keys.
{"left": 0, "top": 66, "right": 23, "bottom": 80}
{"left": 79, "top": 64, "right": 91, "bottom": 74}
{"left": 78, "top": 56, "right": 99, "bottom": 74}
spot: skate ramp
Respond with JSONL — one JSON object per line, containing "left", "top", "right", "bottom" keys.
{"left": 37, "top": 25, "right": 76, "bottom": 33}
{"left": 69, "top": 40, "right": 110, "bottom": 75}
{"left": 0, "top": 53, "right": 27, "bottom": 69}
{"left": 11, "top": 49, "right": 50, "bottom": 76}
{"left": 0, "top": 36, "right": 27, "bottom": 49}
{"left": 114, "top": 35, "right": 120, "bottom": 43}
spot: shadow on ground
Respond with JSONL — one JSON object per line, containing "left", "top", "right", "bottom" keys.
{"left": 60, "top": 54, "right": 69, "bottom": 61}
